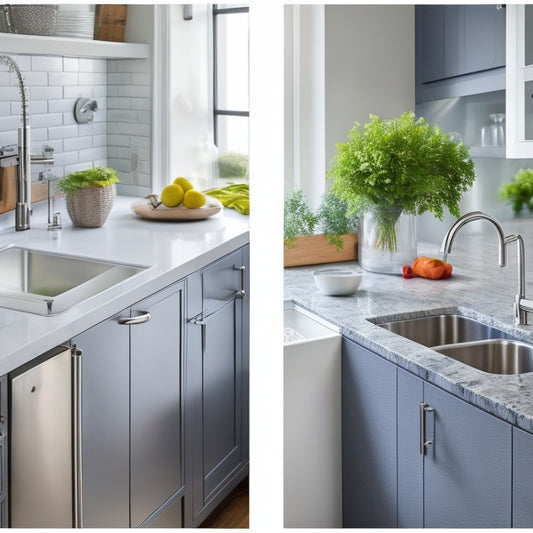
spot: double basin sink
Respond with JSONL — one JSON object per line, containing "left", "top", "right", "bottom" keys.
{"left": 0, "top": 245, "right": 147, "bottom": 316}
{"left": 376, "top": 314, "right": 533, "bottom": 375}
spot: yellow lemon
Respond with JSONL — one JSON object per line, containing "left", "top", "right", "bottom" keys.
{"left": 173, "top": 176, "right": 194, "bottom": 192}
{"left": 160, "top": 183, "right": 184, "bottom": 207}
{"left": 183, "top": 189, "right": 206, "bottom": 209}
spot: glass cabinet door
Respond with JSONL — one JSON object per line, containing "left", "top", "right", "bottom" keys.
{"left": 507, "top": 5, "right": 533, "bottom": 157}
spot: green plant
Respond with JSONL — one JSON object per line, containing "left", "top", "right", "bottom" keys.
{"left": 316, "top": 191, "right": 359, "bottom": 250}
{"left": 284, "top": 189, "right": 319, "bottom": 248}
{"left": 284, "top": 189, "right": 357, "bottom": 250}
{"left": 499, "top": 169, "right": 533, "bottom": 214}
{"left": 327, "top": 111, "right": 475, "bottom": 252}
{"left": 57, "top": 167, "right": 119, "bottom": 195}
{"left": 218, "top": 152, "right": 249, "bottom": 181}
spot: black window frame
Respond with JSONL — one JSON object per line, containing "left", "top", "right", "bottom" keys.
{"left": 212, "top": 4, "right": 250, "bottom": 148}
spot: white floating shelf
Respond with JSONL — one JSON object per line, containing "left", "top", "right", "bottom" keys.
{"left": 0, "top": 33, "right": 150, "bottom": 60}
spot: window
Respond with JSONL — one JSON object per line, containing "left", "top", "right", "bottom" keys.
{"left": 213, "top": 4, "right": 249, "bottom": 181}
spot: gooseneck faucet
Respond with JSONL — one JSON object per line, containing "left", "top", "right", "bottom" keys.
{"left": 0, "top": 55, "right": 31, "bottom": 230}
{"left": 440, "top": 211, "right": 533, "bottom": 325}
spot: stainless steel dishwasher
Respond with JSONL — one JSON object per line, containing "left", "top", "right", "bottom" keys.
{"left": 9, "top": 345, "right": 83, "bottom": 528}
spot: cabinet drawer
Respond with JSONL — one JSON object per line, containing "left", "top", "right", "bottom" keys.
{"left": 202, "top": 248, "right": 245, "bottom": 313}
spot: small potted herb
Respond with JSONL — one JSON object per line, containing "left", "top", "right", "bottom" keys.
{"left": 499, "top": 169, "right": 533, "bottom": 214}
{"left": 57, "top": 167, "right": 119, "bottom": 228}
{"left": 218, "top": 152, "right": 249, "bottom": 181}
{"left": 284, "top": 189, "right": 358, "bottom": 267}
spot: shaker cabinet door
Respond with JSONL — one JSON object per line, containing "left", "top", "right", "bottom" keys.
{"left": 342, "top": 338, "right": 398, "bottom": 527}
{"left": 130, "top": 285, "right": 184, "bottom": 527}
{"left": 423, "top": 382, "right": 512, "bottom": 528}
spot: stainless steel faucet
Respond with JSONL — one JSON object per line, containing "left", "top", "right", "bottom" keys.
{"left": 0, "top": 55, "right": 31, "bottom": 230}
{"left": 440, "top": 211, "right": 533, "bottom": 325}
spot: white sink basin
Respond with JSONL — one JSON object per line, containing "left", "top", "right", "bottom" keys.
{"left": 0, "top": 246, "right": 147, "bottom": 315}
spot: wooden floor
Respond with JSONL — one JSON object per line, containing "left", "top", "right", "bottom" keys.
{"left": 199, "top": 477, "right": 249, "bottom": 528}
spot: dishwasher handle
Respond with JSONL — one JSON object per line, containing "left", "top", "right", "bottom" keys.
{"left": 71, "top": 346, "right": 83, "bottom": 528}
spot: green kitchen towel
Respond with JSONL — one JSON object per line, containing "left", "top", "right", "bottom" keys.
{"left": 204, "top": 183, "right": 249, "bottom": 215}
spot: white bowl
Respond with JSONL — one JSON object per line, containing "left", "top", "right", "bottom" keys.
{"left": 313, "top": 268, "right": 364, "bottom": 296}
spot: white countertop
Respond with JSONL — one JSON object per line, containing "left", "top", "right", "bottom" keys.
{"left": 0, "top": 195, "right": 249, "bottom": 375}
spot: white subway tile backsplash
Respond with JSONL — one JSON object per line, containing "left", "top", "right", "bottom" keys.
{"left": 117, "top": 59, "right": 150, "bottom": 74}
{"left": 63, "top": 57, "right": 79, "bottom": 72}
{"left": 79, "top": 72, "right": 107, "bottom": 86}
{"left": 31, "top": 113, "right": 63, "bottom": 129}
{"left": 107, "top": 73, "right": 132, "bottom": 85}
{"left": 48, "top": 72, "right": 79, "bottom": 86}
{"left": 0, "top": 53, "right": 151, "bottom": 191}
{"left": 0, "top": 87, "right": 22, "bottom": 102}
{"left": 0, "top": 115, "right": 21, "bottom": 132}
{"left": 31, "top": 56, "right": 63, "bottom": 72}
{"left": 30, "top": 86, "right": 63, "bottom": 100}
{"left": 79, "top": 146, "right": 107, "bottom": 162}
{"left": 48, "top": 99, "right": 77, "bottom": 113}
{"left": 48, "top": 124, "right": 79, "bottom": 140}
{"left": 23, "top": 71, "right": 48, "bottom": 86}
{"left": 107, "top": 134, "right": 132, "bottom": 147}
{"left": 118, "top": 85, "right": 150, "bottom": 98}
{"left": 131, "top": 73, "right": 151, "bottom": 86}
{"left": 64, "top": 136, "right": 94, "bottom": 152}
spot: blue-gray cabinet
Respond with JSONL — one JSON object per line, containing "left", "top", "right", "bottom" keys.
{"left": 398, "top": 369, "right": 512, "bottom": 528}
{"left": 342, "top": 338, "right": 397, "bottom": 527}
{"left": 184, "top": 245, "right": 250, "bottom": 527}
{"left": 416, "top": 5, "right": 506, "bottom": 103}
{"left": 73, "top": 282, "right": 185, "bottom": 528}
{"left": 342, "top": 337, "right": 514, "bottom": 528}
{"left": 513, "top": 427, "right": 533, "bottom": 527}
{"left": 0, "top": 376, "right": 7, "bottom": 528}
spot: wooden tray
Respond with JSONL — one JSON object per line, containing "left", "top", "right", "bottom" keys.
{"left": 131, "top": 196, "right": 222, "bottom": 221}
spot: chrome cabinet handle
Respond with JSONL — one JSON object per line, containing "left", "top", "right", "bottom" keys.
{"left": 420, "top": 402, "right": 435, "bottom": 455}
{"left": 117, "top": 311, "right": 152, "bottom": 325}
{"left": 234, "top": 264, "right": 246, "bottom": 298}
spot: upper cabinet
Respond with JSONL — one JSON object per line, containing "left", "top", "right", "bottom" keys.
{"left": 416, "top": 5, "right": 506, "bottom": 104}
{"left": 506, "top": 5, "right": 533, "bottom": 158}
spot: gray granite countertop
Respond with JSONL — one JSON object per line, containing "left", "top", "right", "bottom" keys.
{"left": 284, "top": 216, "right": 533, "bottom": 434}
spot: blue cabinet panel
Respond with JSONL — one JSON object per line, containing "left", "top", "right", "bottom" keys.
{"left": 397, "top": 369, "right": 424, "bottom": 528}
{"left": 342, "top": 338, "right": 397, "bottom": 527}
{"left": 424, "top": 382, "right": 512, "bottom": 528}
{"left": 513, "top": 427, "right": 533, "bottom": 527}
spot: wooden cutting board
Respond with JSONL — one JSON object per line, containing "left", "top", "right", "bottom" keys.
{"left": 94, "top": 5, "right": 127, "bottom": 42}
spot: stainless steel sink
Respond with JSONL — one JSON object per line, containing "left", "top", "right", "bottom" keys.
{"left": 375, "top": 313, "right": 533, "bottom": 374}
{"left": 433, "top": 339, "right": 533, "bottom": 375}
{"left": 379, "top": 314, "right": 508, "bottom": 347}
{"left": 0, "top": 246, "right": 147, "bottom": 315}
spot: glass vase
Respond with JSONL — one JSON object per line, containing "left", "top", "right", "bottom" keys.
{"left": 359, "top": 209, "right": 418, "bottom": 274}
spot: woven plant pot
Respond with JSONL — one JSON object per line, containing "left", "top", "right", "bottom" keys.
{"left": 5, "top": 5, "right": 58, "bottom": 36}
{"left": 66, "top": 184, "right": 116, "bottom": 228}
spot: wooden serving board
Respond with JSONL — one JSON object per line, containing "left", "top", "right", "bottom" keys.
{"left": 284, "top": 234, "right": 358, "bottom": 267}
{"left": 131, "top": 197, "right": 222, "bottom": 221}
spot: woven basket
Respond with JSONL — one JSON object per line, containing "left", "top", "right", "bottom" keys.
{"left": 66, "top": 184, "right": 116, "bottom": 228}
{"left": 4, "top": 5, "right": 58, "bottom": 36}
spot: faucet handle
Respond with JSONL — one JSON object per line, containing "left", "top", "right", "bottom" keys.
{"left": 48, "top": 212, "right": 62, "bottom": 232}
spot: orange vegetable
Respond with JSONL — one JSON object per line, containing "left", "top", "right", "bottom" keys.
{"left": 402, "top": 256, "right": 452, "bottom": 280}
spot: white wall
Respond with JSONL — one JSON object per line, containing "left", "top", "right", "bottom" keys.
{"left": 168, "top": 4, "right": 212, "bottom": 189}
{"left": 285, "top": 5, "right": 415, "bottom": 207}
{"left": 324, "top": 5, "right": 415, "bottom": 168}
